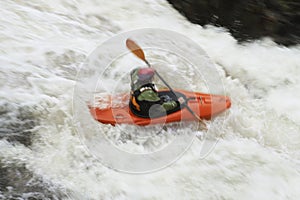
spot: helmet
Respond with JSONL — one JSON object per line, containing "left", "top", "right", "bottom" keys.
{"left": 137, "top": 68, "right": 155, "bottom": 81}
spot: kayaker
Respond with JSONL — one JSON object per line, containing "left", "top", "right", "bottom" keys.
{"left": 129, "top": 67, "right": 178, "bottom": 117}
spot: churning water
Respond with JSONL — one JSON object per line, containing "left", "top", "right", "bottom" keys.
{"left": 1, "top": 0, "right": 300, "bottom": 199}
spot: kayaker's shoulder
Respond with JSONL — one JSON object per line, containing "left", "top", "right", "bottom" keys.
{"left": 137, "top": 89, "right": 160, "bottom": 102}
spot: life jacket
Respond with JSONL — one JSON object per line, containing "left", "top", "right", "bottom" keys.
{"left": 129, "top": 83, "right": 161, "bottom": 118}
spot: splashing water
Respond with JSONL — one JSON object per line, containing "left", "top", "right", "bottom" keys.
{"left": 1, "top": 0, "right": 300, "bottom": 199}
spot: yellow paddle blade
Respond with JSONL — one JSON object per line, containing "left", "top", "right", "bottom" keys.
{"left": 126, "top": 39, "right": 146, "bottom": 61}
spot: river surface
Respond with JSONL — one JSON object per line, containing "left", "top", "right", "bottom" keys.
{"left": 1, "top": 0, "right": 300, "bottom": 199}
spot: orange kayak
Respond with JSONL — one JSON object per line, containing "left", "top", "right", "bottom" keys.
{"left": 89, "top": 90, "right": 231, "bottom": 126}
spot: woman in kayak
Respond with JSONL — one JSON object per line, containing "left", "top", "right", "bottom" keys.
{"left": 129, "top": 67, "right": 178, "bottom": 118}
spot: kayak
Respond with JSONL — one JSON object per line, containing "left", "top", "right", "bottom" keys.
{"left": 89, "top": 89, "right": 231, "bottom": 126}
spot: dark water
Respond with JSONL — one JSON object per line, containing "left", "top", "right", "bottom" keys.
{"left": 167, "top": 0, "right": 300, "bottom": 46}
{"left": 0, "top": 103, "right": 67, "bottom": 199}
{"left": 0, "top": 162, "right": 66, "bottom": 200}
{"left": 0, "top": 103, "right": 37, "bottom": 147}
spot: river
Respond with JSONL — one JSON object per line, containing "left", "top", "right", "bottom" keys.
{"left": 1, "top": 0, "right": 300, "bottom": 199}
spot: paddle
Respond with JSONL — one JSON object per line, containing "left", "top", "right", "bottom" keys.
{"left": 126, "top": 39, "right": 207, "bottom": 130}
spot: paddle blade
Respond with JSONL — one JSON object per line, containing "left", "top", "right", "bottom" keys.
{"left": 126, "top": 39, "right": 146, "bottom": 61}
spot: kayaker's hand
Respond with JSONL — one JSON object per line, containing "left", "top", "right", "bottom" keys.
{"left": 160, "top": 95, "right": 171, "bottom": 103}
{"left": 178, "top": 97, "right": 185, "bottom": 104}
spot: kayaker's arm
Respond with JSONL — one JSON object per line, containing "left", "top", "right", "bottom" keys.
{"left": 161, "top": 101, "right": 178, "bottom": 111}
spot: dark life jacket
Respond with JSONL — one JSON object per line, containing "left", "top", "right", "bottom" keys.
{"left": 129, "top": 83, "right": 182, "bottom": 118}
{"left": 129, "top": 83, "right": 162, "bottom": 118}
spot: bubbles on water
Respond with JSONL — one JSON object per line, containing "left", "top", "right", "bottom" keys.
{"left": 0, "top": 162, "right": 67, "bottom": 200}
{"left": 0, "top": 102, "right": 40, "bottom": 147}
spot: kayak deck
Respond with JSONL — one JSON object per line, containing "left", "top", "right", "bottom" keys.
{"left": 89, "top": 89, "right": 231, "bottom": 126}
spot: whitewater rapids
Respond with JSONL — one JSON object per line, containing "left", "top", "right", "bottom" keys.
{"left": 1, "top": 0, "right": 300, "bottom": 199}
